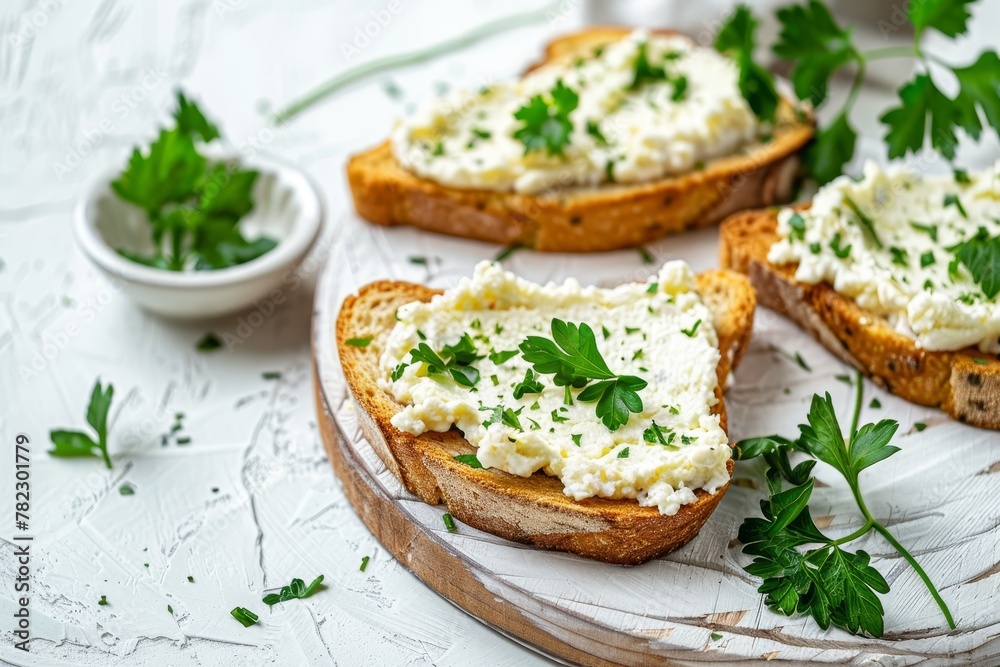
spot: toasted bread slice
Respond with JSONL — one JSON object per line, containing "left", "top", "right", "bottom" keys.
{"left": 346, "top": 27, "right": 815, "bottom": 253}
{"left": 336, "top": 270, "right": 755, "bottom": 565}
{"left": 720, "top": 210, "right": 1000, "bottom": 429}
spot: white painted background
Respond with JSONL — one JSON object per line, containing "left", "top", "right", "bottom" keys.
{"left": 1, "top": 1, "right": 997, "bottom": 665}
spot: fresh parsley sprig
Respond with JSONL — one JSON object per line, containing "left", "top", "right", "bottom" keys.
{"left": 513, "top": 79, "right": 578, "bottom": 156}
{"left": 735, "top": 371, "right": 955, "bottom": 637}
{"left": 262, "top": 575, "right": 324, "bottom": 607}
{"left": 519, "top": 319, "right": 647, "bottom": 431}
{"left": 402, "top": 333, "right": 483, "bottom": 387}
{"left": 49, "top": 379, "right": 115, "bottom": 469}
{"left": 112, "top": 91, "right": 276, "bottom": 271}
{"left": 717, "top": 0, "right": 1000, "bottom": 184}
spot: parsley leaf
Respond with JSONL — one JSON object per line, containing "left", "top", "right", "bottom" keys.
{"left": 513, "top": 79, "right": 578, "bottom": 156}
{"left": 953, "top": 51, "right": 1000, "bottom": 141}
{"left": 454, "top": 453, "right": 483, "bottom": 468}
{"left": 49, "top": 379, "right": 114, "bottom": 469}
{"left": 715, "top": 5, "right": 779, "bottom": 122}
{"left": 488, "top": 349, "right": 519, "bottom": 366}
{"left": 262, "top": 575, "right": 324, "bottom": 607}
{"left": 881, "top": 74, "right": 961, "bottom": 160}
{"left": 407, "top": 334, "right": 483, "bottom": 387}
{"left": 519, "top": 319, "right": 647, "bottom": 431}
{"left": 951, "top": 228, "right": 1000, "bottom": 298}
{"left": 346, "top": 337, "right": 372, "bottom": 347}
{"left": 174, "top": 91, "right": 221, "bottom": 142}
{"left": 773, "top": 0, "right": 859, "bottom": 107}
{"left": 907, "top": 0, "right": 976, "bottom": 39}
{"left": 512, "top": 368, "right": 544, "bottom": 399}
{"left": 806, "top": 112, "right": 857, "bottom": 186}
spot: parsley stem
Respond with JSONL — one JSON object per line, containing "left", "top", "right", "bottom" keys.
{"left": 870, "top": 521, "right": 956, "bottom": 629}
{"left": 860, "top": 45, "right": 920, "bottom": 61}
{"left": 828, "top": 520, "right": 873, "bottom": 547}
{"left": 843, "top": 59, "right": 866, "bottom": 116}
{"left": 849, "top": 370, "right": 864, "bottom": 443}
{"left": 849, "top": 468, "right": 957, "bottom": 631}
{"left": 273, "top": 4, "right": 558, "bottom": 124}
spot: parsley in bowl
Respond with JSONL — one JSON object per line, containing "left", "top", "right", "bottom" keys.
{"left": 74, "top": 91, "right": 322, "bottom": 319}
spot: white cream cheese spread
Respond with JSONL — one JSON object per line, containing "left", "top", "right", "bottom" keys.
{"left": 769, "top": 160, "right": 1000, "bottom": 352}
{"left": 378, "top": 261, "right": 732, "bottom": 516}
{"left": 391, "top": 29, "right": 759, "bottom": 194}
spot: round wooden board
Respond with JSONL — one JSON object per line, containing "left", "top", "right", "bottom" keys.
{"left": 312, "top": 213, "right": 1000, "bottom": 666}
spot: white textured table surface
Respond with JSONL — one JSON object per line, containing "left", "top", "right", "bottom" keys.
{"left": 2, "top": 2, "right": 997, "bottom": 666}
{"left": 1, "top": 1, "right": 566, "bottom": 664}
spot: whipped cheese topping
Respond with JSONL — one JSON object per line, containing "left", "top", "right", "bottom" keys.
{"left": 769, "top": 161, "right": 1000, "bottom": 352}
{"left": 391, "top": 29, "right": 759, "bottom": 194}
{"left": 378, "top": 261, "right": 731, "bottom": 516}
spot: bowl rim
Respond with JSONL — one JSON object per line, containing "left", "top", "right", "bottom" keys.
{"left": 73, "top": 151, "right": 324, "bottom": 289}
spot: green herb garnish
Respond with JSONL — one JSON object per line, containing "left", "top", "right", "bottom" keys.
{"left": 112, "top": 92, "right": 274, "bottom": 271}
{"left": 734, "top": 373, "right": 955, "bottom": 637}
{"left": 519, "top": 319, "right": 647, "bottom": 431}
{"left": 910, "top": 222, "right": 939, "bottom": 242}
{"left": 714, "top": 6, "right": 779, "bottom": 122}
{"left": 720, "top": 2, "right": 1000, "bottom": 184}
{"left": 843, "top": 198, "right": 883, "bottom": 249}
{"left": 513, "top": 79, "right": 578, "bottom": 156}
{"left": 944, "top": 193, "right": 968, "bottom": 219}
{"left": 406, "top": 334, "right": 482, "bottom": 387}
{"left": 196, "top": 332, "right": 222, "bottom": 351}
{"left": 231, "top": 606, "right": 259, "bottom": 627}
{"left": 830, "top": 232, "right": 852, "bottom": 259}
{"left": 489, "top": 349, "right": 519, "bottom": 366}
{"left": 49, "top": 379, "right": 114, "bottom": 469}
{"left": 681, "top": 320, "right": 702, "bottom": 338}
{"left": 360, "top": 556, "right": 370, "bottom": 572}
{"left": 512, "top": 368, "right": 544, "bottom": 399}
{"left": 443, "top": 513, "right": 457, "bottom": 532}
{"left": 262, "top": 575, "right": 324, "bottom": 608}
{"left": 346, "top": 337, "right": 373, "bottom": 348}
{"left": 950, "top": 227, "right": 1000, "bottom": 298}
{"left": 454, "top": 453, "right": 483, "bottom": 469}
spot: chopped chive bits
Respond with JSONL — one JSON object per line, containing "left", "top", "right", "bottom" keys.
{"left": 360, "top": 556, "right": 370, "bottom": 572}
{"left": 98, "top": 595, "right": 108, "bottom": 606}
{"left": 196, "top": 332, "right": 222, "bottom": 352}
{"left": 231, "top": 606, "right": 259, "bottom": 627}
{"left": 442, "top": 513, "right": 457, "bottom": 533}
{"left": 914, "top": 422, "right": 927, "bottom": 432}
{"left": 346, "top": 337, "right": 372, "bottom": 348}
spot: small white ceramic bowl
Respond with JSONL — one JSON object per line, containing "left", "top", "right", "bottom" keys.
{"left": 74, "top": 153, "right": 323, "bottom": 319}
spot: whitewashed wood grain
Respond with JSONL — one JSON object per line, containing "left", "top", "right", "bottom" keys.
{"left": 315, "top": 206, "right": 1000, "bottom": 665}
